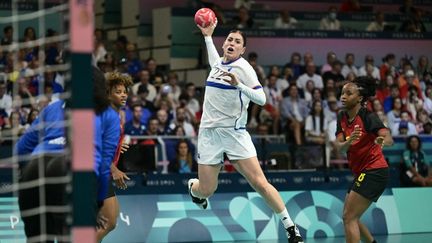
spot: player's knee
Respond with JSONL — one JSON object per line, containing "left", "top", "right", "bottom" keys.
{"left": 342, "top": 210, "right": 356, "bottom": 224}
{"left": 250, "top": 178, "right": 269, "bottom": 194}
{"left": 106, "top": 220, "right": 117, "bottom": 232}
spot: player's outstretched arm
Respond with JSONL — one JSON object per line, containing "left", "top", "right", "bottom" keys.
{"left": 197, "top": 19, "right": 220, "bottom": 66}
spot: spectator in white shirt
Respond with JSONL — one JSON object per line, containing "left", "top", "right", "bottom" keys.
{"left": 297, "top": 62, "right": 324, "bottom": 91}
{"left": 274, "top": 10, "right": 298, "bottom": 29}
{"left": 319, "top": 6, "right": 341, "bottom": 31}
{"left": 341, "top": 53, "right": 359, "bottom": 78}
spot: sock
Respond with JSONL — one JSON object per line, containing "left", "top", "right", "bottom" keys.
{"left": 372, "top": 240, "right": 377, "bottom": 243}
{"left": 277, "top": 208, "right": 294, "bottom": 229}
{"left": 190, "top": 179, "right": 201, "bottom": 198}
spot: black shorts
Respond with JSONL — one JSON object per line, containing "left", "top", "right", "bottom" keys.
{"left": 348, "top": 168, "right": 389, "bottom": 202}
{"left": 105, "top": 178, "right": 116, "bottom": 199}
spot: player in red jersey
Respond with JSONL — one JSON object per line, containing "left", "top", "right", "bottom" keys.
{"left": 335, "top": 76, "right": 393, "bottom": 243}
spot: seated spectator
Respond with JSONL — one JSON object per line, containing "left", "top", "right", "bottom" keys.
{"left": 399, "top": 9, "right": 426, "bottom": 33}
{"left": 280, "top": 85, "right": 309, "bottom": 145}
{"left": 304, "top": 100, "right": 327, "bottom": 145}
{"left": 379, "top": 53, "right": 397, "bottom": 82}
{"left": 341, "top": 53, "right": 358, "bottom": 78}
{"left": 358, "top": 55, "right": 380, "bottom": 80}
{"left": 131, "top": 69, "right": 157, "bottom": 102}
{"left": 415, "top": 109, "right": 432, "bottom": 134}
{"left": 284, "top": 52, "right": 303, "bottom": 79}
{"left": 416, "top": 55, "right": 431, "bottom": 81}
{"left": 422, "top": 122, "right": 432, "bottom": 135}
{"left": 392, "top": 111, "right": 418, "bottom": 136}
{"left": 247, "top": 52, "right": 266, "bottom": 82}
{"left": 399, "top": 70, "right": 422, "bottom": 100}
{"left": 161, "top": 71, "right": 182, "bottom": 105}
{"left": 124, "top": 104, "right": 147, "bottom": 137}
{"left": 319, "top": 6, "right": 341, "bottom": 31}
{"left": 156, "top": 109, "right": 173, "bottom": 135}
{"left": 170, "top": 107, "right": 196, "bottom": 137}
{"left": 321, "top": 51, "right": 337, "bottom": 75}
{"left": 1, "top": 26, "right": 13, "bottom": 45}
{"left": 263, "top": 74, "right": 282, "bottom": 134}
{"left": 383, "top": 84, "right": 401, "bottom": 113}
{"left": 303, "top": 80, "right": 315, "bottom": 103}
{"left": 230, "top": 6, "right": 255, "bottom": 29}
{"left": 274, "top": 10, "right": 298, "bottom": 29}
{"left": 386, "top": 97, "right": 403, "bottom": 132}
{"left": 423, "top": 86, "right": 432, "bottom": 115}
{"left": 405, "top": 85, "right": 423, "bottom": 121}
{"left": 182, "top": 82, "right": 201, "bottom": 120}
{"left": 366, "top": 12, "right": 387, "bottom": 32}
{"left": 168, "top": 139, "right": 197, "bottom": 173}
{"left": 297, "top": 62, "right": 323, "bottom": 91}
{"left": 0, "top": 81, "right": 12, "bottom": 117}
{"left": 376, "top": 75, "right": 394, "bottom": 105}
{"left": 322, "top": 60, "right": 345, "bottom": 93}
{"left": 401, "top": 135, "right": 432, "bottom": 186}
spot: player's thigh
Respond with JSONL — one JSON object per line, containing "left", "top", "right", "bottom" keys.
{"left": 197, "top": 128, "right": 224, "bottom": 165}
{"left": 223, "top": 129, "right": 257, "bottom": 161}
{"left": 100, "top": 196, "right": 119, "bottom": 224}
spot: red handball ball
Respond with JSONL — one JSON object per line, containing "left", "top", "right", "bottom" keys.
{"left": 194, "top": 8, "right": 216, "bottom": 28}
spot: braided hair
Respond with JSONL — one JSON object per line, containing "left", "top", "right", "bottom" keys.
{"left": 351, "top": 76, "right": 377, "bottom": 106}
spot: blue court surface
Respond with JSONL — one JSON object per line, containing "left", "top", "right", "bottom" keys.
{"left": 213, "top": 233, "right": 432, "bottom": 243}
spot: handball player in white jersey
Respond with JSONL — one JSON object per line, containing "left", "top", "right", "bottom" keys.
{"left": 188, "top": 19, "right": 303, "bottom": 243}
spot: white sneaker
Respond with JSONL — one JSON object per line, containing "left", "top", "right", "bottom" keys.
{"left": 187, "top": 178, "right": 208, "bottom": 209}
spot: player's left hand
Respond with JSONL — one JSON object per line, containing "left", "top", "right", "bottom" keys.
{"left": 120, "top": 142, "right": 129, "bottom": 154}
{"left": 112, "top": 167, "right": 130, "bottom": 190}
{"left": 222, "top": 72, "right": 239, "bottom": 86}
{"left": 375, "top": 136, "right": 385, "bottom": 148}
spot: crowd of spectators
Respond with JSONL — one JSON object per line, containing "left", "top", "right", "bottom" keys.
{"left": 1, "top": 0, "right": 432, "bottom": 175}
{"left": 199, "top": 0, "right": 430, "bottom": 32}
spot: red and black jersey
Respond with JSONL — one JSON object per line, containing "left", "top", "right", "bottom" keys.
{"left": 336, "top": 107, "right": 388, "bottom": 176}
{"left": 112, "top": 125, "right": 125, "bottom": 167}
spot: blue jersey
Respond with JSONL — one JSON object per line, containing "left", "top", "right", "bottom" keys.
{"left": 94, "top": 106, "right": 121, "bottom": 201}
{"left": 16, "top": 100, "right": 66, "bottom": 155}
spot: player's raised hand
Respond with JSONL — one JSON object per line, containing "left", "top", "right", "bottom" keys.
{"left": 348, "top": 125, "right": 362, "bottom": 144}
{"left": 197, "top": 18, "right": 217, "bottom": 37}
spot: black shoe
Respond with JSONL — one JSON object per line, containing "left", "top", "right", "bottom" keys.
{"left": 188, "top": 178, "right": 208, "bottom": 209}
{"left": 286, "top": 225, "right": 304, "bottom": 243}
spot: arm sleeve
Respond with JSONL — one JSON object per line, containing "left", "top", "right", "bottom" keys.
{"left": 97, "top": 111, "right": 121, "bottom": 202}
{"left": 15, "top": 116, "right": 41, "bottom": 155}
{"left": 237, "top": 82, "right": 266, "bottom": 106}
{"left": 236, "top": 63, "right": 266, "bottom": 106}
{"left": 365, "top": 111, "right": 386, "bottom": 134}
{"left": 204, "top": 36, "right": 220, "bottom": 67}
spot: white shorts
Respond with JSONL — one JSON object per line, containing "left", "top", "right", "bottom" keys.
{"left": 197, "top": 127, "right": 257, "bottom": 165}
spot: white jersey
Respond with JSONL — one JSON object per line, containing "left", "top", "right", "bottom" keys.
{"left": 200, "top": 37, "right": 265, "bottom": 129}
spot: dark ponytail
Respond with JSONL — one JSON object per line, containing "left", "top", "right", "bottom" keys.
{"left": 352, "top": 76, "right": 377, "bottom": 105}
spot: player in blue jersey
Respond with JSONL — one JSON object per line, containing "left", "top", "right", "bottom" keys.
{"left": 187, "top": 20, "right": 303, "bottom": 243}
{"left": 16, "top": 67, "right": 120, "bottom": 243}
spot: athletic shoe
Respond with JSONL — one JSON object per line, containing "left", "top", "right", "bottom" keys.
{"left": 286, "top": 225, "right": 304, "bottom": 243}
{"left": 187, "top": 178, "right": 208, "bottom": 209}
